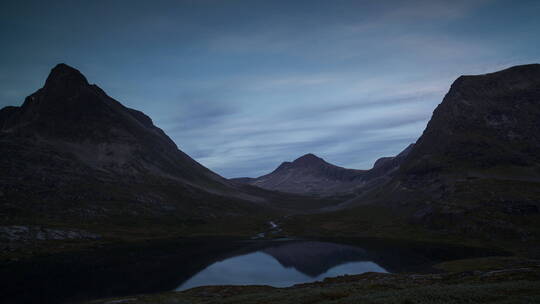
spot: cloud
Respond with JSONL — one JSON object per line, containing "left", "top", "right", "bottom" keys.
{"left": 160, "top": 71, "right": 441, "bottom": 177}
{"left": 2, "top": 0, "right": 539, "bottom": 178}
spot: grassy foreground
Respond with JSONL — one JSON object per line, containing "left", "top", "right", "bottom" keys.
{"left": 88, "top": 260, "right": 540, "bottom": 304}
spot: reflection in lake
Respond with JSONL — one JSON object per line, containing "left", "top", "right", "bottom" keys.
{"left": 177, "top": 241, "right": 387, "bottom": 290}
{"left": 0, "top": 238, "right": 508, "bottom": 304}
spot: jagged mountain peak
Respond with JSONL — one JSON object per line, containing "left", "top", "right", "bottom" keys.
{"left": 0, "top": 63, "right": 235, "bottom": 189}
{"left": 9, "top": 63, "right": 108, "bottom": 128}
{"left": 44, "top": 63, "right": 89, "bottom": 90}
{"left": 241, "top": 153, "right": 368, "bottom": 195}
{"left": 4, "top": 63, "right": 142, "bottom": 142}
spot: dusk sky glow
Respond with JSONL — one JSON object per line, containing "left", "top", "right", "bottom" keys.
{"left": 1, "top": 0, "right": 539, "bottom": 177}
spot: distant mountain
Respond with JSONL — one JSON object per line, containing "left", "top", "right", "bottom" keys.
{"left": 0, "top": 64, "right": 267, "bottom": 231}
{"left": 235, "top": 66, "right": 540, "bottom": 210}
{"left": 232, "top": 154, "right": 367, "bottom": 195}
{"left": 233, "top": 146, "right": 414, "bottom": 196}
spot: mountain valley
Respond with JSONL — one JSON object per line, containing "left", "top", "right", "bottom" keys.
{"left": 1, "top": 63, "right": 540, "bottom": 303}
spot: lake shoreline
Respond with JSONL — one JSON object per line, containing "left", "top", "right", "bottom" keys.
{"left": 0, "top": 236, "right": 515, "bottom": 304}
{"left": 87, "top": 261, "right": 540, "bottom": 304}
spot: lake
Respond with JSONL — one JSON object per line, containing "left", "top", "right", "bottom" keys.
{"left": 0, "top": 237, "right": 508, "bottom": 304}
{"left": 177, "top": 241, "right": 388, "bottom": 290}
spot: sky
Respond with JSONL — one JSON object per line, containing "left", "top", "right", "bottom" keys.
{"left": 1, "top": 0, "right": 539, "bottom": 178}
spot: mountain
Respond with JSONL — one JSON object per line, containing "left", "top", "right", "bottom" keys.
{"left": 391, "top": 64, "right": 540, "bottom": 234}
{"left": 232, "top": 154, "right": 367, "bottom": 195}
{"left": 1, "top": 64, "right": 239, "bottom": 188}
{"left": 292, "top": 64, "right": 540, "bottom": 245}
{"left": 403, "top": 64, "right": 540, "bottom": 175}
{"left": 233, "top": 146, "right": 414, "bottom": 196}
{"left": 0, "top": 64, "right": 271, "bottom": 237}
{"left": 350, "top": 64, "right": 540, "bottom": 205}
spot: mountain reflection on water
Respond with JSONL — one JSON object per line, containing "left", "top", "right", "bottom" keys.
{"left": 177, "top": 241, "right": 387, "bottom": 290}
{"left": 0, "top": 238, "right": 507, "bottom": 304}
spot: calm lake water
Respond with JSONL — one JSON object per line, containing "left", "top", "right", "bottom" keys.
{"left": 177, "top": 241, "right": 387, "bottom": 290}
{"left": 0, "top": 237, "right": 508, "bottom": 304}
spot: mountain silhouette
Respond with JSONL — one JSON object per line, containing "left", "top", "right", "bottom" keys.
{"left": 0, "top": 63, "right": 266, "bottom": 226}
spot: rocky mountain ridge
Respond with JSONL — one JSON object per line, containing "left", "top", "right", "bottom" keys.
{"left": 390, "top": 64, "right": 540, "bottom": 237}
{"left": 0, "top": 64, "right": 270, "bottom": 229}
{"left": 292, "top": 63, "right": 540, "bottom": 246}
{"left": 0, "top": 64, "right": 231, "bottom": 188}
{"left": 233, "top": 145, "right": 414, "bottom": 196}
{"left": 232, "top": 153, "right": 367, "bottom": 195}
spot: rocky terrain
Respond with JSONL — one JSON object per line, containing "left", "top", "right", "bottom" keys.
{"left": 376, "top": 64, "right": 540, "bottom": 237}
{"left": 239, "top": 65, "right": 540, "bottom": 216}
{"left": 3, "top": 63, "right": 538, "bottom": 246}
{"left": 2, "top": 63, "right": 540, "bottom": 304}
{"left": 232, "top": 148, "right": 413, "bottom": 196}
{"left": 283, "top": 64, "right": 540, "bottom": 258}
{"left": 0, "top": 225, "right": 101, "bottom": 243}
{"left": 233, "top": 154, "right": 366, "bottom": 195}
{"left": 403, "top": 64, "right": 540, "bottom": 174}
{"left": 0, "top": 64, "right": 267, "bottom": 227}
{"left": 0, "top": 64, "right": 344, "bottom": 251}
{"left": 0, "top": 64, "right": 232, "bottom": 189}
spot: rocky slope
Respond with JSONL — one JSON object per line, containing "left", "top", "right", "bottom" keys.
{"left": 295, "top": 64, "right": 540, "bottom": 247}
{"left": 0, "top": 64, "right": 272, "bottom": 234}
{"left": 0, "top": 64, "right": 235, "bottom": 189}
{"left": 241, "top": 64, "right": 540, "bottom": 207}
{"left": 392, "top": 64, "right": 540, "bottom": 207}
{"left": 233, "top": 146, "right": 413, "bottom": 196}
{"left": 401, "top": 63, "right": 540, "bottom": 177}
{"left": 393, "top": 64, "right": 540, "bottom": 240}
{"left": 232, "top": 154, "right": 367, "bottom": 195}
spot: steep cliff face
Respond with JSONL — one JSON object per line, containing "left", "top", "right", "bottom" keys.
{"left": 278, "top": 64, "right": 540, "bottom": 248}
{"left": 388, "top": 64, "right": 540, "bottom": 203}
{"left": 236, "top": 64, "right": 540, "bottom": 215}
{"left": 345, "top": 64, "right": 540, "bottom": 241}
{"left": 401, "top": 63, "right": 540, "bottom": 177}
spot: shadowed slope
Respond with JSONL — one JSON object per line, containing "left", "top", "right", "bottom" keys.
{"left": 288, "top": 64, "right": 540, "bottom": 250}
{"left": 0, "top": 64, "right": 270, "bottom": 232}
